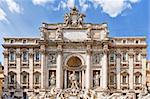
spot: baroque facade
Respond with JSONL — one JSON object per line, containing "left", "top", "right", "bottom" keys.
{"left": 2, "top": 7, "right": 149, "bottom": 99}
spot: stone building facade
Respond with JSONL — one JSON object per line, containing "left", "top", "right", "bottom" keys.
{"left": 2, "top": 7, "right": 149, "bottom": 99}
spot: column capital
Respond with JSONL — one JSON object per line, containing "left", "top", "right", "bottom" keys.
{"left": 128, "top": 52, "right": 134, "bottom": 58}
{"left": 16, "top": 52, "right": 21, "bottom": 58}
{"left": 141, "top": 52, "right": 146, "bottom": 57}
{"left": 39, "top": 49, "right": 46, "bottom": 54}
{"left": 3, "top": 51, "right": 9, "bottom": 58}
{"left": 29, "top": 52, "right": 34, "bottom": 58}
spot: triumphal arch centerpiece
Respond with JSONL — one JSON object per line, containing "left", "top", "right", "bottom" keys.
{"left": 2, "top": 7, "right": 148, "bottom": 99}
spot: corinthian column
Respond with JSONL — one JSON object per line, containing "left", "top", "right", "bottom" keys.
{"left": 85, "top": 45, "right": 92, "bottom": 89}
{"left": 129, "top": 50, "right": 134, "bottom": 90}
{"left": 116, "top": 51, "right": 121, "bottom": 90}
{"left": 102, "top": 44, "right": 108, "bottom": 90}
{"left": 56, "top": 45, "right": 63, "bottom": 89}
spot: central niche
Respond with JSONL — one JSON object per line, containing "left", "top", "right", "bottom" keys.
{"left": 64, "top": 55, "right": 85, "bottom": 89}
{"left": 67, "top": 56, "right": 82, "bottom": 67}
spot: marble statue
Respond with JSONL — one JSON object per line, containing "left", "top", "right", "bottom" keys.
{"left": 56, "top": 27, "right": 63, "bottom": 40}
{"left": 64, "top": 13, "right": 71, "bottom": 26}
{"left": 69, "top": 71, "right": 79, "bottom": 89}
{"left": 86, "top": 28, "right": 92, "bottom": 38}
{"left": 50, "top": 72, "right": 56, "bottom": 86}
{"left": 94, "top": 72, "right": 100, "bottom": 87}
{"left": 78, "top": 14, "right": 85, "bottom": 27}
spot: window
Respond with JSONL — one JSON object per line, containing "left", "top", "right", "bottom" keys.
{"left": 9, "top": 72, "right": 16, "bottom": 84}
{"left": 35, "top": 51, "right": 40, "bottom": 62}
{"left": 9, "top": 52, "right": 15, "bottom": 62}
{"left": 22, "top": 51, "right": 28, "bottom": 62}
{"left": 23, "top": 40, "right": 27, "bottom": 44}
{"left": 135, "top": 76, "right": 140, "bottom": 84}
{"left": 10, "top": 75, "right": 15, "bottom": 84}
{"left": 122, "top": 52, "right": 127, "bottom": 62}
{"left": 23, "top": 75, "right": 27, "bottom": 84}
{"left": 34, "top": 73, "right": 40, "bottom": 84}
{"left": 21, "top": 72, "right": 29, "bottom": 84}
{"left": 110, "top": 74, "right": 115, "bottom": 85}
{"left": 135, "top": 73, "right": 141, "bottom": 84}
{"left": 110, "top": 52, "right": 115, "bottom": 62}
{"left": 135, "top": 40, "right": 139, "bottom": 44}
{"left": 135, "top": 53, "right": 140, "bottom": 62}
{"left": 122, "top": 40, "right": 126, "bottom": 44}
{"left": 10, "top": 40, "right": 14, "bottom": 43}
{"left": 122, "top": 76, "right": 127, "bottom": 84}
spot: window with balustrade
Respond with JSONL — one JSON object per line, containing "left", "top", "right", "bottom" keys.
{"left": 34, "top": 51, "right": 40, "bottom": 62}
{"left": 22, "top": 51, "right": 28, "bottom": 62}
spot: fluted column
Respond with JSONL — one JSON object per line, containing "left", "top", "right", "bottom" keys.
{"left": 116, "top": 52, "right": 121, "bottom": 90}
{"left": 3, "top": 49, "right": 9, "bottom": 89}
{"left": 29, "top": 49, "right": 34, "bottom": 89}
{"left": 85, "top": 45, "right": 91, "bottom": 89}
{"left": 41, "top": 45, "right": 46, "bottom": 89}
{"left": 129, "top": 50, "right": 134, "bottom": 90}
{"left": 141, "top": 52, "right": 146, "bottom": 89}
{"left": 16, "top": 48, "right": 21, "bottom": 89}
{"left": 56, "top": 45, "right": 63, "bottom": 89}
{"left": 102, "top": 44, "right": 108, "bottom": 90}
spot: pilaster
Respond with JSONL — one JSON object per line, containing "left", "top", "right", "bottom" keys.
{"left": 141, "top": 51, "right": 146, "bottom": 89}
{"left": 40, "top": 45, "right": 46, "bottom": 89}
{"left": 3, "top": 49, "right": 9, "bottom": 89}
{"left": 29, "top": 49, "right": 34, "bottom": 90}
{"left": 16, "top": 48, "right": 21, "bottom": 89}
{"left": 116, "top": 51, "right": 121, "bottom": 90}
{"left": 128, "top": 50, "right": 134, "bottom": 90}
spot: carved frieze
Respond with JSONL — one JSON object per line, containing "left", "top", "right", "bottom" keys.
{"left": 47, "top": 53, "right": 57, "bottom": 65}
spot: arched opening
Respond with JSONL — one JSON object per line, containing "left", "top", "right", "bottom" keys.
{"left": 63, "top": 55, "right": 85, "bottom": 89}
{"left": 67, "top": 56, "right": 82, "bottom": 67}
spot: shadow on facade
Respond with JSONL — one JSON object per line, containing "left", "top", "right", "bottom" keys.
{"left": 2, "top": 75, "right": 29, "bottom": 99}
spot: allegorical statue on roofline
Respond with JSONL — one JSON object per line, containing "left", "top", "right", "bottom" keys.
{"left": 64, "top": 7, "right": 85, "bottom": 27}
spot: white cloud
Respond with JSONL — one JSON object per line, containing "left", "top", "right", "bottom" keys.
{"left": 32, "top": 0, "right": 140, "bottom": 17}
{"left": 53, "top": 1, "right": 67, "bottom": 11}
{"left": 79, "top": 0, "right": 89, "bottom": 12}
{"left": 32, "top": 0, "right": 54, "bottom": 6}
{"left": 0, "top": 8, "right": 8, "bottom": 22}
{"left": 91, "top": 0, "right": 140, "bottom": 17}
{"left": 67, "top": 0, "right": 75, "bottom": 8}
{"left": 6, "top": 0, "right": 22, "bottom": 13}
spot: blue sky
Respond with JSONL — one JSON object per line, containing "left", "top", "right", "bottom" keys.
{"left": 0, "top": 0, "right": 149, "bottom": 64}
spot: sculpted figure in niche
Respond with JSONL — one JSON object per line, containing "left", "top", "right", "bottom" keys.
{"left": 69, "top": 71, "right": 79, "bottom": 89}
{"left": 56, "top": 27, "right": 63, "bottom": 40}
{"left": 94, "top": 72, "right": 100, "bottom": 87}
{"left": 50, "top": 72, "right": 56, "bottom": 86}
